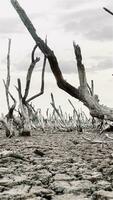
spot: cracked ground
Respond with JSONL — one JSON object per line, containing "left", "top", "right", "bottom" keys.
{"left": 0, "top": 129, "right": 113, "bottom": 200}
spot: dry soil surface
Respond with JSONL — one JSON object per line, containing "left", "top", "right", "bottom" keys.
{"left": 0, "top": 129, "right": 113, "bottom": 200}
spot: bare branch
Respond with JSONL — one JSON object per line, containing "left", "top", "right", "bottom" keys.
{"left": 87, "top": 83, "right": 93, "bottom": 96}
{"left": 68, "top": 99, "right": 78, "bottom": 115}
{"left": 103, "top": 7, "right": 113, "bottom": 16}
{"left": 10, "top": 0, "right": 81, "bottom": 101}
{"left": 87, "top": 80, "right": 94, "bottom": 96}
{"left": 73, "top": 42, "right": 87, "bottom": 89}
{"left": 26, "top": 37, "right": 47, "bottom": 103}
{"left": 17, "top": 78, "right": 23, "bottom": 100}
{"left": 105, "top": 133, "right": 113, "bottom": 140}
{"left": 91, "top": 80, "right": 94, "bottom": 96}
{"left": 23, "top": 44, "right": 40, "bottom": 101}
{"left": 50, "top": 93, "right": 67, "bottom": 127}
{"left": 82, "top": 136, "right": 109, "bottom": 144}
{"left": 3, "top": 80, "right": 16, "bottom": 105}
{"left": 3, "top": 80, "right": 16, "bottom": 120}
{"left": 31, "top": 44, "right": 40, "bottom": 63}
{"left": 10, "top": 0, "right": 113, "bottom": 122}
{"left": 5, "top": 39, "right": 11, "bottom": 111}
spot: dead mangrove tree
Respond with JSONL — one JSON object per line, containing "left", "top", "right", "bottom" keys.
{"left": 10, "top": 0, "right": 113, "bottom": 122}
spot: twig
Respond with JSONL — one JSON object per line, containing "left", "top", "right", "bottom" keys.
{"left": 51, "top": 93, "right": 67, "bottom": 127}
{"left": 103, "top": 7, "right": 113, "bottom": 16}
{"left": 0, "top": 150, "right": 28, "bottom": 161}
{"left": 105, "top": 133, "right": 113, "bottom": 140}
{"left": 82, "top": 135, "right": 113, "bottom": 144}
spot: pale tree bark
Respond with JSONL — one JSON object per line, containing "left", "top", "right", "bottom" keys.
{"left": 3, "top": 38, "right": 17, "bottom": 120}
{"left": 26, "top": 37, "right": 47, "bottom": 103}
{"left": 6, "top": 38, "right": 11, "bottom": 111}
{"left": 10, "top": 0, "right": 113, "bottom": 122}
{"left": 16, "top": 41, "right": 46, "bottom": 135}
{"left": 3, "top": 80, "right": 16, "bottom": 120}
{"left": 0, "top": 86, "right": 16, "bottom": 137}
{"left": 23, "top": 44, "right": 40, "bottom": 102}
{"left": 50, "top": 93, "right": 68, "bottom": 128}
{"left": 2, "top": 39, "right": 16, "bottom": 137}
{"left": 17, "top": 78, "right": 31, "bottom": 136}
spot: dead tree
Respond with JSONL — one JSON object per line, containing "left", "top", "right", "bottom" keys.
{"left": 3, "top": 39, "right": 16, "bottom": 120}
{"left": 68, "top": 99, "right": 83, "bottom": 132}
{"left": 5, "top": 38, "right": 11, "bottom": 111}
{"left": 10, "top": 0, "right": 113, "bottom": 122}
{"left": 16, "top": 43, "right": 46, "bottom": 136}
{"left": 2, "top": 39, "right": 17, "bottom": 137}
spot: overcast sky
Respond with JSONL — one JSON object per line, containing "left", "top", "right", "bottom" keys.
{"left": 0, "top": 0, "right": 113, "bottom": 116}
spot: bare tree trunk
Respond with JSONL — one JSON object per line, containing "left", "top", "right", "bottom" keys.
{"left": 3, "top": 39, "right": 17, "bottom": 137}
{"left": 6, "top": 39, "right": 11, "bottom": 111}
{"left": 17, "top": 78, "right": 31, "bottom": 136}
{"left": 15, "top": 42, "right": 46, "bottom": 135}
{"left": 11, "top": 0, "right": 113, "bottom": 121}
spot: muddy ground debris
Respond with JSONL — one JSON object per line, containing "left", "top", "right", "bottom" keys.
{"left": 0, "top": 130, "right": 113, "bottom": 199}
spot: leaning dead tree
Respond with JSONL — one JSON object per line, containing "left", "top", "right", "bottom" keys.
{"left": 11, "top": 0, "right": 113, "bottom": 122}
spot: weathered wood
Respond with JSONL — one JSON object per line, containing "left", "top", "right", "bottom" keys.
{"left": 23, "top": 44, "right": 40, "bottom": 101}
{"left": 26, "top": 37, "right": 47, "bottom": 103}
{"left": 2, "top": 39, "right": 17, "bottom": 137}
{"left": 68, "top": 99, "right": 83, "bottom": 132}
{"left": 50, "top": 93, "right": 67, "bottom": 127}
{"left": 10, "top": 0, "right": 81, "bottom": 101}
{"left": 5, "top": 39, "right": 11, "bottom": 111}
{"left": 3, "top": 80, "right": 16, "bottom": 120}
{"left": 10, "top": 0, "right": 113, "bottom": 121}
{"left": 91, "top": 80, "right": 94, "bottom": 96}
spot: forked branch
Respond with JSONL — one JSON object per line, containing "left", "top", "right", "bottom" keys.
{"left": 23, "top": 44, "right": 40, "bottom": 102}
{"left": 26, "top": 37, "right": 47, "bottom": 103}
{"left": 10, "top": 0, "right": 81, "bottom": 101}
{"left": 10, "top": 0, "right": 113, "bottom": 121}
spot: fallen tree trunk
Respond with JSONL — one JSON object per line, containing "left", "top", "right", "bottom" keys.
{"left": 11, "top": 0, "right": 113, "bottom": 121}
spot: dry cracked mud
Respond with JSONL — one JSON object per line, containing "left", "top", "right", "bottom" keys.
{"left": 0, "top": 129, "right": 113, "bottom": 200}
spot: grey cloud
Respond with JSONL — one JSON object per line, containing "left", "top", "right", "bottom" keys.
{"left": 56, "top": 0, "right": 113, "bottom": 11}
{"left": 0, "top": 18, "right": 22, "bottom": 34}
{"left": 59, "top": 60, "right": 77, "bottom": 74}
{"left": 88, "top": 57, "right": 113, "bottom": 72}
{"left": 85, "top": 26, "right": 113, "bottom": 41}
{"left": 43, "top": 58, "right": 77, "bottom": 74}
{"left": 57, "top": 8, "right": 113, "bottom": 41}
{"left": 0, "top": 13, "right": 43, "bottom": 34}
{"left": 13, "top": 55, "right": 76, "bottom": 74}
{"left": 14, "top": 54, "right": 113, "bottom": 74}
{"left": 97, "top": 58, "right": 113, "bottom": 70}
{"left": 14, "top": 60, "right": 30, "bottom": 71}
{"left": 14, "top": 51, "right": 45, "bottom": 72}
{"left": 56, "top": 0, "right": 90, "bottom": 10}
{"left": 59, "top": 57, "right": 113, "bottom": 74}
